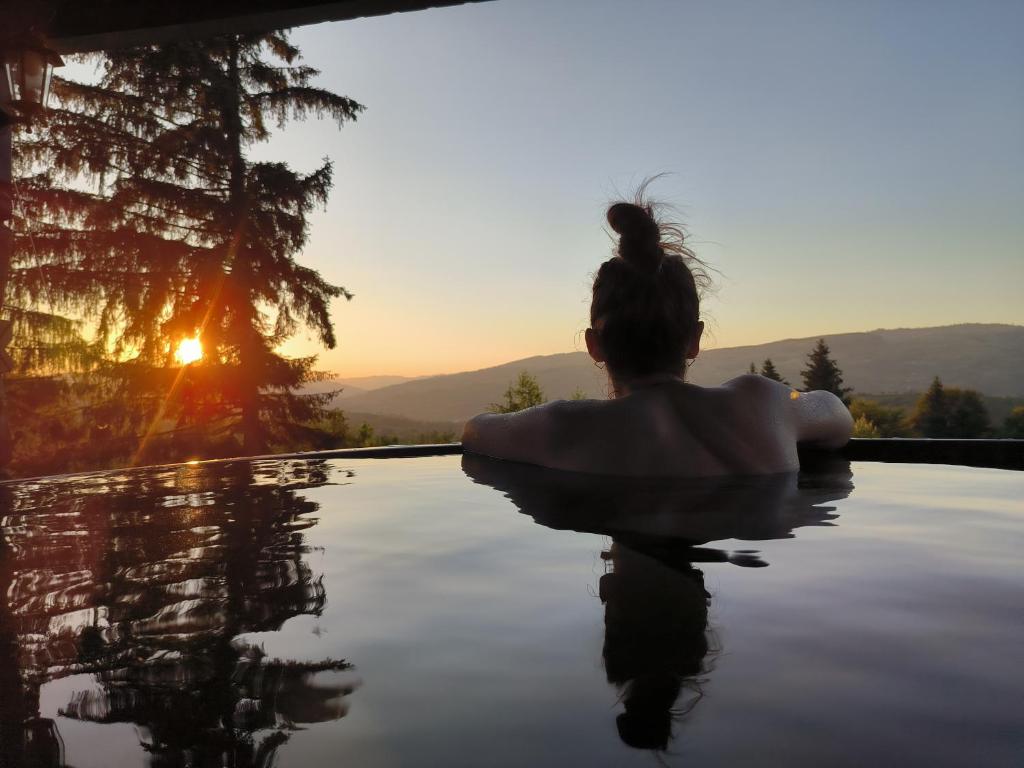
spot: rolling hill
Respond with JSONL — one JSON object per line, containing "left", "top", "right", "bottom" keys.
{"left": 298, "top": 374, "right": 420, "bottom": 400}
{"left": 332, "top": 324, "right": 1024, "bottom": 423}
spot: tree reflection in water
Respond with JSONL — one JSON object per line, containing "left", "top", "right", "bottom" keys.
{"left": 462, "top": 453, "right": 854, "bottom": 754}
{"left": 0, "top": 459, "right": 356, "bottom": 768}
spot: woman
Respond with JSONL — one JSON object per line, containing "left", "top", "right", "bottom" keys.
{"left": 462, "top": 193, "right": 852, "bottom": 476}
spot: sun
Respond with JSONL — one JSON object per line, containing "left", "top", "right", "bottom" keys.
{"left": 175, "top": 336, "right": 203, "bottom": 365}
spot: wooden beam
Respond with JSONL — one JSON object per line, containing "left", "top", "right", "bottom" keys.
{"left": 0, "top": 1, "right": 491, "bottom": 54}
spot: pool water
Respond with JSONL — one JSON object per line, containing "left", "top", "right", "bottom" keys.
{"left": 0, "top": 455, "right": 1020, "bottom": 767}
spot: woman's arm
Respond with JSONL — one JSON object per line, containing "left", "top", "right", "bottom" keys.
{"left": 723, "top": 374, "right": 853, "bottom": 449}
{"left": 462, "top": 403, "right": 559, "bottom": 465}
{"left": 789, "top": 389, "right": 854, "bottom": 448}
{"left": 462, "top": 400, "right": 600, "bottom": 467}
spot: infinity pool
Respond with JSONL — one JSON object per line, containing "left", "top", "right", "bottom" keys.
{"left": 0, "top": 455, "right": 1020, "bottom": 767}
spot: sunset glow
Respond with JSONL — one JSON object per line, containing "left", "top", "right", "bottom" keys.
{"left": 175, "top": 337, "right": 203, "bottom": 365}
{"left": 279, "top": 4, "right": 1023, "bottom": 378}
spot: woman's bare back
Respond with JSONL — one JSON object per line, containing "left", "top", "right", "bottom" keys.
{"left": 462, "top": 375, "right": 852, "bottom": 477}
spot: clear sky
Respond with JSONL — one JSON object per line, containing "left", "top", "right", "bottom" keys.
{"left": 260, "top": 0, "right": 1023, "bottom": 378}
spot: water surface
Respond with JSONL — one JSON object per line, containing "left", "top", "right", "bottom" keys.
{"left": 0, "top": 455, "right": 1020, "bottom": 767}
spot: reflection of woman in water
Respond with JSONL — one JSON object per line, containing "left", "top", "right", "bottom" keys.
{"left": 601, "top": 542, "right": 711, "bottom": 751}
{"left": 463, "top": 186, "right": 852, "bottom": 476}
{"left": 462, "top": 453, "right": 854, "bottom": 754}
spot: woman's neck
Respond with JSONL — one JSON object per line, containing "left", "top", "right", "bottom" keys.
{"left": 611, "top": 372, "right": 685, "bottom": 398}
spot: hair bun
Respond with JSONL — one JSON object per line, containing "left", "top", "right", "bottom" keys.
{"left": 607, "top": 202, "right": 658, "bottom": 237}
{"left": 607, "top": 202, "right": 662, "bottom": 270}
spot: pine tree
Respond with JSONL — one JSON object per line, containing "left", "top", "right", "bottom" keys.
{"left": 748, "top": 362, "right": 756, "bottom": 375}
{"left": 489, "top": 371, "right": 547, "bottom": 413}
{"left": 14, "top": 33, "right": 363, "bottom": 461}
{"left": 800, "top": 339, "right": 852, "bottom": 405}
{"left": 2, "top": 114, "right": 92, "bottom": 381}
{"left": 911, "top": 377, "right": 948, "bottom": 437}
{"left": 3, "top": 117, "right": 107, "bottom": 472}
{"left": 909, "top": 379, "right": 989, "bottom": 438}
{"left": 759, "top": 358, "right": 789, "bottom": 385}
{"left": 945, "top": 388, "right": 990, "bottom": 438}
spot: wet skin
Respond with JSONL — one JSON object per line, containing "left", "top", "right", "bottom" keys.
{"left": 463, "top": 374, "right": 853, "bottom": 477}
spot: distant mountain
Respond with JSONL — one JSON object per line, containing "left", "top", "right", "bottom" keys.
{"left": 687, "top": 324, "right": 1024, "bottom": 396}
{"left": 337, "top": 375, "right": 422, "bottom": 391}
{"left": 334, "top": 353, "right": 608, "bottom": 422}
{"left": 302, "top": 374, "right": 422, "bottom": 400}
{"left": 335, "top": 324, "right": 1024, "bottom": 423}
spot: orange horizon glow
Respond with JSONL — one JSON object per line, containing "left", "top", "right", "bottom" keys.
{"left": 175, "top": 336, "right": 203, "bottom": 365}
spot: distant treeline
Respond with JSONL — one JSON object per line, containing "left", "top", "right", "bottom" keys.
{"left": 853, "top": 390, "right": 1024, "bottom": 438}
{"left": 744, "top": 340, "right": 1023, "bottom": 438}
{"left": 313, "top": 410, "right": 456, "bottom": 449}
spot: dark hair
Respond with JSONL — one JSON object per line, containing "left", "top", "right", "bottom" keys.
{"left": 591, "top": 186, "right": 710, "bottom": 382}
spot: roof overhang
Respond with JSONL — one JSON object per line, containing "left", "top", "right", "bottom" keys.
{"left": 0, "top": 1, "right": 491, "bottom": 54}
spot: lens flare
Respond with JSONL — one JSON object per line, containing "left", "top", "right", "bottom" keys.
{"left": 175, "top": 336, "right": 203, "bottom": 365}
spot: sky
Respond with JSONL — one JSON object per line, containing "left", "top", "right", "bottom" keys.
{"left": 254, "top": 0, "right": 1024, "bottom": 378}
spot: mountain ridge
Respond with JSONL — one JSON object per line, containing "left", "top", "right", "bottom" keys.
{"left": 330, "top": 324, "right": 1024, "bottom": 422}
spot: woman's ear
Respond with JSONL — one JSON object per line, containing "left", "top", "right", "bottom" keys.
{"left": 686, "top": 321, "right": 704, "bottom": 360}
{"left": 585, "top": 327, "right": 605, "bottom": 363}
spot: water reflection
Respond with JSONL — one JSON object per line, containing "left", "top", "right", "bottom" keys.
{"left": 0, "top": 460, "right": 354, "bottom": 768}
{"left": 601, "top": 543, "right": 710, "bottom": 751}
{"left": 463, "top": 455, "right": 854, "bottom": 753}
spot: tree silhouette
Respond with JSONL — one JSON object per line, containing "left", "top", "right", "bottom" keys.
{"left": 945, "top": 389, "right": 990, "bottom": 438}
{"left": 759, "top": 358, "right": 788, "bottom": 385}
{"left": 3, "top": 118, "right": 107, "bottom": 472}
{"left": 800, "top": 339, "right": 851, "bottom": 405}
{"left": 910, "top": 378, "right": 989, "bottom": 437}
{"left": 912, "top": 377, "right": 948, "bottom": 437}
{"left": 489, "top": 371, "right": 546, "bottom": 413}
{"left": 14, "top": 32, "right": 363, "bottom": 461}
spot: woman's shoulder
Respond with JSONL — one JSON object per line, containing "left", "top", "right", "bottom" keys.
{"left": 461, "top": 397, "right": 608, "bottom": 467}
{"left": 720, "top": 373, "right": 792, "bottom": 397}
{"left": 661, "top": 374, "right": 793, "bottom": 415}
{"left": 715, "top": 375, "right": 852, "bottom": 446}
